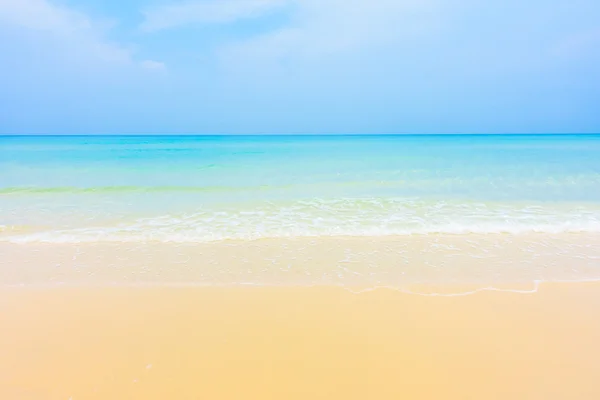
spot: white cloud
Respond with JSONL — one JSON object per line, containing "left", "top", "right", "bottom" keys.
{"left": 141, "top": 59, "right": 168, "bottom": 71}
{"left": 140, "top": 0, "right": 287, "bottom": 32}
{"left": 0, "top": 0, "right": 92, "bottom": 33}
{"left": 0, "top": 0, "right": 160, "bottom": 67}
{"left": 219, "top": 0, "right": 438, "bottom": 67}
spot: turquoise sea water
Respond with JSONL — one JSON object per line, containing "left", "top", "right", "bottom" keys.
{"left": 1, "top": 134, "right": 600, "bottom": 243}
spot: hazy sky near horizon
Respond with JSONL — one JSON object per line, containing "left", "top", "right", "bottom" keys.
{"left": 1, "top": 0, "right": 599, "bottom": 134}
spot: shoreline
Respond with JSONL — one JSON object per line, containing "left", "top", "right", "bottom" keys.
{"left": 3, "top": 233, "right": 600, "bottom": 286}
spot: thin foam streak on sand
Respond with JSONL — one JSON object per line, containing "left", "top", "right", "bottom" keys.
{"left": 1, "top": 280, "right": 546, "bottom": 296}
{"left": 345, "top": 280, "right": 542, "bottom": 295}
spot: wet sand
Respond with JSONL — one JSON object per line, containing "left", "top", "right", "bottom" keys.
{"left": 3, "top": 233, "right": 600, "bottom": 286}
{"left": 2, "top": 282, "right": 600, "bottom": 399}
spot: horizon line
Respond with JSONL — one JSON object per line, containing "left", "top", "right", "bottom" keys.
{"left": 2, "top": 133, "right": 599, "bottom": 137}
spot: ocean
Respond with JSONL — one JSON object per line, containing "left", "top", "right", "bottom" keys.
{"left": 2, "top": 134, "right": 600, "bottom": 287}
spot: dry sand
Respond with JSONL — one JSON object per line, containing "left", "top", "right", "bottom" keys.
{"left": 2, "top": 282, "right": 600, "bottom": 400}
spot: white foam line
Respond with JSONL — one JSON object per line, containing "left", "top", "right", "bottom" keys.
{"left": 344, "top": 281, "right": 542, "bottom": 296}
{"left": 346, "top": 277, "right": 600, "bottom": 296}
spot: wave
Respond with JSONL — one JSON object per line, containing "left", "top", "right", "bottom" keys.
{"left": 4, "top": 198, "right": 600, "bottom": 243}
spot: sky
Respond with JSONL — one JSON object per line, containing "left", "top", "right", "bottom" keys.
{"left": 0, "top": 0, "right": 599, "bottom": 134}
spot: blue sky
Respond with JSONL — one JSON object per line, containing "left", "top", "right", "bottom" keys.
{"left": 0, "top": 0, "right": 599, "bottom": 134}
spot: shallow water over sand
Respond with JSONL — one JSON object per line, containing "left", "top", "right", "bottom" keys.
{"left": 3, "top": 234, "right": 600, "bottom": 288}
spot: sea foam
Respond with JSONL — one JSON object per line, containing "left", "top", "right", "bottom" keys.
{"left": 4, "top": 198, "right": 600, "bottom": 243}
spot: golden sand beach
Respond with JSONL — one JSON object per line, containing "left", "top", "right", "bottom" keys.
{"left": 2, "top": 282, "right": 600, "bottom": 400}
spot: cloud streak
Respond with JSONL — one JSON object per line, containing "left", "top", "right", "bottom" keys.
{"left": 0, "top": 0, "right": 93, "bottom": 33}
{"left": 141, "top": 0, "right": 287, "bottom": 32}
{"left": 141, "top": 59, "right": 168, "bottom": 71}
{"left": 219, "top": 0, "right": 438, "bottom": 69}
